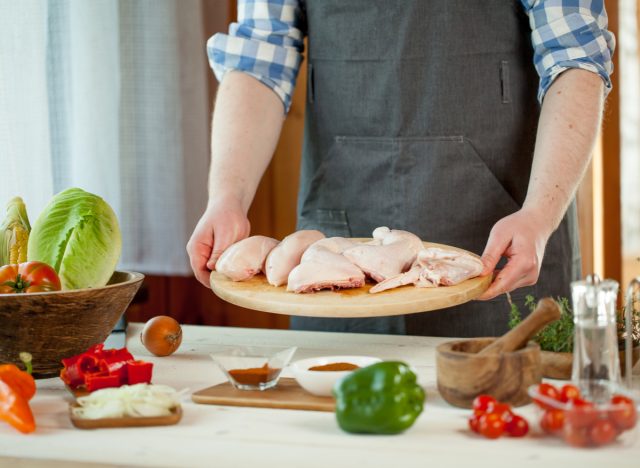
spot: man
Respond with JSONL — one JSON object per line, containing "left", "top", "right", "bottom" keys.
{"left": 187, "top": 0, "right": 615, "bottom": 336}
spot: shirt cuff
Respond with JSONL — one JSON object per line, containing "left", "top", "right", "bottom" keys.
{"left": 530, "top": 10, "right": 615, "bottom": 102}
{"left": 207, "top": 32, "right": 303, "bottom": 113}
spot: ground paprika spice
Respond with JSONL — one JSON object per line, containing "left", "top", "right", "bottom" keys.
{"left": 228, "top": 364, "right": 281, "bottom": 386}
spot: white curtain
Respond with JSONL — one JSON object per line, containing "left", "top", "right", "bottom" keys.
{"left": 0, "top": 0, "right": 211, "bottom": 275}
{"left": 620, "top": 0, "right": 640, "bottom": 257}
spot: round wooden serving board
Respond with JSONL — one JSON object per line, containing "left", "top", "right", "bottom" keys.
{"left": 210, "top": 241, "right": 491, "bottom": 318}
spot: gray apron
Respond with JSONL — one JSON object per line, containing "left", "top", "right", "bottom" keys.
{"left": 291, "top": 0, "right": 580, "bottom": 336}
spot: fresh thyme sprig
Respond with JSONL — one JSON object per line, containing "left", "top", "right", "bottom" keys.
{"left": 507, "top": 294, "right": 640, "bottom": 353}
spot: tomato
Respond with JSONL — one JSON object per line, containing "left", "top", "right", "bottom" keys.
{"left": 478, "top": 413, "right": 505, "bottom": 439}
{"left": 487, "top": 402, "right": 513, "bottom": 422}
{"left": 563, "top": 425, "right": 591, "bottom": 448}
{"left": 566, "top": 398, "right": 599, "bottom": 429}
{"left": 540, "top": 409, "right": 565, "bottom": 434}
{"left": 0, "top": 261, "right": 61, "bottom": 294}
{"left": 609, "top": 395, "right": 637, "bottom": 431}
{"left": 534, "top": 383, "right": 561, "bottom": 410}
{"left": 559, "top": 384, "right": 581, "bottom": 403}
{"left": 505, "top": 414, "right": 529, "bottom": 437}
{"left": 468, "top": 414, "right": 481, "bottom": 433}
{"left": 589, "top": 419, "right": 619, "bottom": 446}
{"left": 472, "top": 395, "right": 496, "bottom": 414}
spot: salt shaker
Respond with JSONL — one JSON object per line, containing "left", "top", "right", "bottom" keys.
{"left": 571, "top": 275, "right": 620, "bottom": 402}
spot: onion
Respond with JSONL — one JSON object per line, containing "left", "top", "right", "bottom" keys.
{"left": 72, "top": 384, "right": 183, "bottom": 419}
{"left": 141, "top": 315, "right": 182, "bottom": 356}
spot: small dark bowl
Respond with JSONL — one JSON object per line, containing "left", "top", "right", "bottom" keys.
{"left": 0, "top": 271, "right": 144, "bottom": 378}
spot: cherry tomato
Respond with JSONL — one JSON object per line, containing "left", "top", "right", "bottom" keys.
{"left": 559, "top": 384, "right": 581, "bottom": 403}
{"left": 472, "top": 395, "right": 496, "bottom": 414}
{"left": 468, "top": 414, "right": 481, "bottom": 433}
{"left": 0, "top": 261, "right": 61, "bottom": 294}
{"left": 479, "top": 413, "right": 505, "bottom": 439}
{"left": 487, "top": 402, "right": 513, "bottom": 422}
{"left": 589, "top": 419, "right": 618, "bottom": 446}
{"left": 534, "top": 383, "right": 561, "bottom": 410}
{"left": 505, "top": 414, "right": 529, "bottom": 437}
{"left": 609, "top": 395, "right": 637, "bottom": 431}
{"left": 540, "top": 409, "right": 565, "bottom": 434}
{"left": 567, "top": 398, "right": 599, "bottom": 429}
{"left": 563, "top": 425, "right": 591, "bottom": 448}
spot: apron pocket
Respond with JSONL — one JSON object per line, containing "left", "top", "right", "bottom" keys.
{"left": 299, "top": 135, "right": 521, "bottom": 250}
{"left": 297, "top": 209, "right": 352, "bottom": 237}
{"left": 299, "top": 136, "right": 399, "bottom": 237}
{"left": 396, "top": 136, "right": 521, "bottom": 255}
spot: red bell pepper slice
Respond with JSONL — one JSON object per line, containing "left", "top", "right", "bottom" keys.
{"left": 85, "top": 373, "right": 120, "bottom": 392}
{"left": 100, "top": 348, "right": 134, "bottom": 365}
{"left": 100, "top": 360, "right": 129, "bottom": 386}
{"left": 61, "top": 354, "right": 101, "bottom": 389}
{"left": 126, "top": 361, "right": 153, "bottom": 385}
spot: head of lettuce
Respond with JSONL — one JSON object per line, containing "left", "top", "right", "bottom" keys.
{"left": 28, "top": 188, "right": 121, "bottom": 290}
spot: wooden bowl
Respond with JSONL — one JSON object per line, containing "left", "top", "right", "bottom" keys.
{"left": 541, "top": 347, "right": 640, "bottom": 380}
{"left": 0, "top": 271, "right": 144, "bottom": 378}
{"left": 436, "top": 338, "right": 541, "bottom": 408}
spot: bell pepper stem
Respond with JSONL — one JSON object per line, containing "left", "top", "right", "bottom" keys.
{"left": 19, "top": 352, "right": 33, "bottom": 375}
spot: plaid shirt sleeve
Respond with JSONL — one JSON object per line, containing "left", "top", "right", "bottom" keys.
{"left": 207, "top": 0, "right": 305, "bottom": 113}
{"left": 521, "top": 0, "right": 616, "bottom": 102}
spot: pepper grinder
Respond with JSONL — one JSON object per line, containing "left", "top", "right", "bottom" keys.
{"left": 571, "top": 274, "right": 620, "bottom": 402}
{"left": 624, "top": 277, "right": 640, "bottom": 388}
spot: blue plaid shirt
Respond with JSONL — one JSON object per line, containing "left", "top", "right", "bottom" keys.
{"left": 208, "top": 0, "right": 615, "bottom": 113}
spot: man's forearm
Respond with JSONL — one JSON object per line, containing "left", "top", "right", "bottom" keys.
{"left": 208, "top": 71, "right": 286, "bottom": 213}
{"left": 523, "top": 69, "right": 605, "bottom": 235}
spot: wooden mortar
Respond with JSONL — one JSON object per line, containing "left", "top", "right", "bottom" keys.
{"left": 436, "top": 338, "right": 541, "bottom": 408}
{"left": 436, "top": 298, "right": 561, "bottom": 408}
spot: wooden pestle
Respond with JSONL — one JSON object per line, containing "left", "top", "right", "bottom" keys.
{"left": 477, "top": 297, "right": 562, "bottom": 355}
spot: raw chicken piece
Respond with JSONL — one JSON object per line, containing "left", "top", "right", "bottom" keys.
{"left": 287, "top": 246, "right": 365, "bottom": 293}
{"left": 265, "top": 230, "right": 325, "bottom": 286}
{"left": 215, "top": 236, "right": 279, "bottom": 281}
{"left": 416, "top": 247, "right": 484, "bottom": 286}
{"left": 302, "top": 237, "right": 357, "bottom": 257}
{"left": 368, "top": 263, "right": 424, "bottom": 293}
{"left": 342, "top": 227, "right": 423, "bottom": 282}
{"left": 370, "top": 247, "right": 483, "bottom": 293}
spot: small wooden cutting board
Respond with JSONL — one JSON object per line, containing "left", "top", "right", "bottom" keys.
{"left": 69, "top": 405, "right": 183, "bottom": 430}
{"left": 191, "top": 378, "right": 335, "bottom": 412}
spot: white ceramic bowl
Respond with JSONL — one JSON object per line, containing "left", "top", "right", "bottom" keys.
{"left": 290, "top": 355, "right": 382, "bottom": 396}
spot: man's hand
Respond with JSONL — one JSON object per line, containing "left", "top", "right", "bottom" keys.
{"left": 477, "top": 209, "right": 552, "bottom": 300}
{"left": 187, "top": 72, "right": 286, "bottom": 287}
{"left": 477, "top": 69, "right": 604, "bottom": 300}
{"left": 186, "top": 198, "right": 250, "bottom": 287}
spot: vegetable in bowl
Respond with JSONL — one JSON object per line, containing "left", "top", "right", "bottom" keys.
{"left": 27, "top": 188, "right": 121, "bottom": 290}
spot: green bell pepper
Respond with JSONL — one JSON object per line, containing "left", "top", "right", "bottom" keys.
{"left": 333, "top": 361, "right": 425, "bottom": 434}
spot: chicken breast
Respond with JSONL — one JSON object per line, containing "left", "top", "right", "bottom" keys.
{"left": 342, "top": 227, "right": 423, "bottom": 282}
{"left": 215, "top": 235, "right": 279, "bottom": 281}
{"left": 265, "top": 230, "right": 325, "bottom": 286}
{"left": 287, "top": 245, "right": 365, "bottom": 293}
{"left": 302, "top": 236, "right": 357, "bottom": 257}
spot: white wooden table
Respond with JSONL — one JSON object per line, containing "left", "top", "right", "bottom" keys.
{"left": 1, "top": 324, "right": 638, "bottom": 468}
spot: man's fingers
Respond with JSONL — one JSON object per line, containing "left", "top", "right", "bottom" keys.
{"left": 480, "top": 229, "right": 511, "bottom": 276}
{"left": 477, "top": 256, "right": 536, "bottom": 300}
{"left": 189, "top": 242, "right": 214, "bottom": 288}
{"left": 207, "top": 223, "right": 246, "bottom": 270}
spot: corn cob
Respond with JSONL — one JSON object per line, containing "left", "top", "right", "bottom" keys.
{"left": 1, "top": 197, "right": 31, "bottom": 266}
